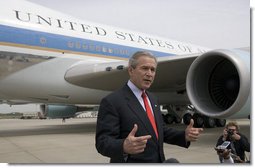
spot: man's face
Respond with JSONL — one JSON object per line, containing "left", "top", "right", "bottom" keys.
{"left": 128, "top": 56, "right": 157, "bottom": 90}
{"left": 227, "top": 126, "right": 237, "bottom": 134}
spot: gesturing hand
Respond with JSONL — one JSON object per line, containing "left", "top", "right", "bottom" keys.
{"left": 185, "top": 119, "right": 203, "bottom": 142}
{"left": 123, "top": 124, "right": 152, "bottom": 154}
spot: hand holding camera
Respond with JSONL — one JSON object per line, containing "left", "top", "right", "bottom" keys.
{"left": 223, "top": 128, "right": 241, "bottom": 141}
{"left": 215, "top": 148, "right": 231, "bottom": 159}
{"left": 215, "top": 141, "right": 231, "bottom": 159}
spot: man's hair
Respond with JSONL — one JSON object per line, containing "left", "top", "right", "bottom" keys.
{"left": 226, "top": 121, "right": 240, "bottom": 131}
{"left": 128, "top": 51, "right": 157, "bottom": 68}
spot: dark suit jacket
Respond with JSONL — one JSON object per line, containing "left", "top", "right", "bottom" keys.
{"left": 95, "top": 84, "right": 189, "bottom": 163}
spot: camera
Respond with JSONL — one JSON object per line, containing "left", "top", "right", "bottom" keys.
{"left": 227, "top": 129, "right": 234, "bottom": 136}
{"left": 226, "top": 129, "right": 235, "bottom": 141}
{"left": 215, "top": 141, "right": 230, "bottom": 153}
{"left": 216, "top": 141, "right": 230, "bottom": 150}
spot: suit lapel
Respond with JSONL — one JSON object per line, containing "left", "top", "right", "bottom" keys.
{"left": 123, "top": 85, "right": 159, "bottom": 142}
{"left": 147, "top": 92, "right": 163, "bottom": 142}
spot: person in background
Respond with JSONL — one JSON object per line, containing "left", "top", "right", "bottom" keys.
{"left": 216, "top": 121, "right": 250, "bottom": 163}
{"left": 95, "top": 51, "right": 203, "bottom": 163}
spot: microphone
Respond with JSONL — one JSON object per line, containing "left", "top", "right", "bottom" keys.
{"left": 163, "top": 158, "right": 180, "bottom": 163}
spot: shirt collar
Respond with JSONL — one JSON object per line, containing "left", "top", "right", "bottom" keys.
{"left": 127, "top": 80, "right": 144, "bottom": 98}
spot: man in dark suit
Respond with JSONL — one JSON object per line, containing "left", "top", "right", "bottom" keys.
{"left": 95, "top": 51, "right": 203, "bottom": 163}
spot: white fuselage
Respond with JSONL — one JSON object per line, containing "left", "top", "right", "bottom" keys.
{"left": 0, "top": 0, "right": 210, "bottom": 105}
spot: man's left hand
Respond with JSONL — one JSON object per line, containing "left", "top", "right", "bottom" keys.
{"left": 185, "top": 119, "right": 203, "bottom": 142}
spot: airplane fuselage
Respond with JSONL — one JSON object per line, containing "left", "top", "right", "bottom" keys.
{"left": 0, "top": 0, "right": 209, "bottom": 105}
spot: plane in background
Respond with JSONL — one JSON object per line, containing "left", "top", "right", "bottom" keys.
{"left": 0, "top": 0, "right": 250, "bottom": 127}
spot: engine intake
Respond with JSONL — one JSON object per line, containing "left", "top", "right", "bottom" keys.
{"left": 186, "top": 49, "right": 250, "bottom": 118}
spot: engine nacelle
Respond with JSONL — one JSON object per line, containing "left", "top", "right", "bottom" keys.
{"left": 40, "top": 104, "right": 78, "bottom": 119}
{"left": 186, "top": 49, "right": 250, "bottom": 118}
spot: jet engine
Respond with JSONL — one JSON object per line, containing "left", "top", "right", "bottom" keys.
{"left": 186, "top": 49, "right": 250, "bottom": 118}
{"left": 40, "top": 104, "right": 78, "bottom": 119}
{"left": 39, "top": 104, "right": 98, "bottom": 119}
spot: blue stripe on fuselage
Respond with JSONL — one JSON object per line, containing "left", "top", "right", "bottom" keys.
{"left": 0, "top": 24, "right": 175, "bottom": 58}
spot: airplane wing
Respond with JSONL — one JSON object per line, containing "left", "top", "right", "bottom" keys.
{"left": 65, "top": 53, "right": 198, "bottom": 92}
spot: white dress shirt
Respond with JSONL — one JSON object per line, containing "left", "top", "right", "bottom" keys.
{"left": 127, "top": 80, "right": 154, "bottom": 115}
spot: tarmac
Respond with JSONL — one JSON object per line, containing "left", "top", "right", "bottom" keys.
{"left": 0, "top": 118, "right": 251, "bottom": 164}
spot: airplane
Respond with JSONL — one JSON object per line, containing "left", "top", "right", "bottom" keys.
{"left": 0, "top": 0, "right": 250, "bottom": 127}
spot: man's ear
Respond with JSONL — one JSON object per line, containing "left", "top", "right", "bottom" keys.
{"left": 128, "top": 66, "right": 133, "bottom": 75}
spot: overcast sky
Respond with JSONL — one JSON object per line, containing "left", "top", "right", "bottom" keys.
{"left": 26, "top": 0, "right": 250, "bottom": 49}
{"left": 0, "top": 0, "right": 251, "bottom": 113}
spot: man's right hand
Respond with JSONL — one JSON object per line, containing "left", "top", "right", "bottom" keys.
{"left": 215, "top": 148, "right": 231, "bottom": 159}
{"left": 123, "top": 124, "right": 151, "bottom": 154}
